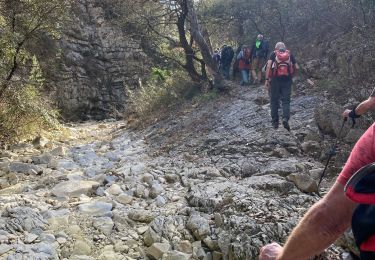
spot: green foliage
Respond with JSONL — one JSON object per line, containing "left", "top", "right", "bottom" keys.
{"left": 0, "top": 70, "right": 60, "bottom": 144}
{"left": 127, "top": 69, "right": 200, "bottom": 121}
{"left": 150, "top": 67, "right": 171, "bottom": 82}
{"left": 193, "top": 89, "right": 220, "bottom": 104}
{"left": 0, "top": 0, "right": 70, "bottom": 144}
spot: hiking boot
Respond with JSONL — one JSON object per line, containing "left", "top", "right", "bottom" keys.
{"left": 272, "top": 121, "right": 279, "bottom": 129}
{"left": 283, "top": 121, "right": 290, "bottom": 131}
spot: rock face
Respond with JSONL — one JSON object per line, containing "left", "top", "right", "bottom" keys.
{"left": 55, "top": 0, "right": 151, "bottom": 120}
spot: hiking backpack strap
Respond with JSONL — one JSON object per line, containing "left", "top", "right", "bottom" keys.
{"left": 345, "top": 162, "right": 375, "bottom": 259}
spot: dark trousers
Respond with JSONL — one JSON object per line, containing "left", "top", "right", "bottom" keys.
{"left": 221, "top": 63, "right": 231, "bottom": 80}
{"left": 270, "top": 77, "right": 292, "bottom": 123}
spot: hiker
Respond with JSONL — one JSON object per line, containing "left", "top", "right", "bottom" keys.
{"left": 232, "top": 45, "right": 242, "bottom": 80}
{"left": 237, "top": 45, "right": 252, "bottom": 86}
{"left": 212, "top": 48, "right": 221, "bottom": 71}
{"left": 259, "top": 122, "right": 375, "bottom": 260}
{"left": 251, "top": 34, "right": 269, "bottom": 84}
{"left": 342, "top": 88, "right": 375, "bottom": 121}
{"left": 265, "top": 42, "right": 299, "bottom": 131}
{"left": 220, "top": 45, "right": 234, "bottom": 80}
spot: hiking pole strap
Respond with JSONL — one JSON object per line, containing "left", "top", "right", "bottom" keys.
{"left": 348, "top": 105, "right": 361, "bottom": 128}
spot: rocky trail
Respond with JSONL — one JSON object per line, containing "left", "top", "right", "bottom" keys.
{"left": 0, "top": 83, "right": 360, "bottom": 260}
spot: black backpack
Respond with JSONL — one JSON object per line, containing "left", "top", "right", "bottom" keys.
{"left": 254, "top": 40, "right": 269, "bottom": 58}
{"left": 345, "top": 162, "right": 375, "bottom": 260}
{"left": 221, "top": 46, "right": 234, "bottom": 65}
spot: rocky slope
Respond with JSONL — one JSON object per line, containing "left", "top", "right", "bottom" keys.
{"left": 54, "top": 0, "right": 150, "bottom": 120}
{"left": 0, "top": 82, "right": 364, "bottom": 259}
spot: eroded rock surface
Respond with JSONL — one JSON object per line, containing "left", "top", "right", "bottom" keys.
{"left": 0, "top": 85, "right": 359, "bottom": 259}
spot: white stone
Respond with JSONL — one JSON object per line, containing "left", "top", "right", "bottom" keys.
{"left": 51, "top": 180, "right": 99, "bottom": 197}
{"left": 116, "top": 194, "right": 133, "bottom": 205}
{"left": 107, "top": 184, "right": 123, "bottom": 195}
{"left": 50, "top": 146, "right": 67, "bottom": 157}
{"left": 147, "top": 243, "right": 171, "bottom": 259}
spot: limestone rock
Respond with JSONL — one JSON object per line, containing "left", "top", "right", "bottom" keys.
{"left": 162, "top": 251, "right": 191, "bottom": 260}
{"left": 149, "top": 183, "right": 164, "bottom": 199}
{"left": 128, "top": 210, "right": 156, "bottom": 223}
{"left": 301, "top": 141, "right": 320, "bottom": 154}
{"left": 116, "top": 193, "right": 133, "bottom": 205}
{"left": 50, "top": 146, "right": 68, "bottom": 157}
{"left": 32, "top": 136, "right": 50, "bottom": 149}
{"left": 314, "top": 101, "right": 351, "bottom": 137}
{"left": 9, "top": 162, "right": 43, "bottom": 174}
{"left": 93, "top": 217, "right": 114, "bottom": 235}
{"left": 106, "top": 183, "right": 123, "bottom": 195}
{"left": 176, "top": 240, "right": 192, "bottom": 254}
{"left": 52, "top": 180, "right": 99, "bottom": 197}
{"left": 32, "top": 153, "right": 54, "bottom": 165}
{"left": 0, "top": 244, "right": 13, "bottom": 255}
{"left": 288, "top": 173, "right": 318, "bottom": 193}
{"left": 186, "top": 214, "right": 210, "bottom": 240}
{"left": 72, "top": 240, "right": 92, "bottom": 256}
{"left": 147, "top": 243, "right": 171, "bottom": 259}
{"left": 141, "top": 173, "right": 154, "bottom": 185}
{"left": 78, "top": 201, "right": 113, "bottom": 217}
{"left": 144, "top": 227, "right": 161, "bottom": 246}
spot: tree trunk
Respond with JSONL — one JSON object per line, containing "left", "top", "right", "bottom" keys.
{"left": 186, "top": 0, "right": 224, "bottom": 89}
{"left": 177, "top": 2, "right": 203, "bottom": 83}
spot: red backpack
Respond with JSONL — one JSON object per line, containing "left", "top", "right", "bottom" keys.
{"left": 271, "top": 50, "right": 294, "bottom": 77}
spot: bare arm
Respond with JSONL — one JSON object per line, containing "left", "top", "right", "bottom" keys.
{"left": 343, "top": 95, "right": 375, "bottom": 118}
{"left": 265, "top": 59, "right": 273, "bottom": 90}
{"left": 260, "top": 181, "right": 356, "bottom": 260}
{"left": 278, "top": 182, "right": 355, "bottom": 259}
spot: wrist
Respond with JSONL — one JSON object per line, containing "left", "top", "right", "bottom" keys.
{"left": 348, "top": 108, "right": 361, "bottom": 118}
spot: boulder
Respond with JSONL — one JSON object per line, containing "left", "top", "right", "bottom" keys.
{"left": 147, "top": 243, "right": 171, "bottom": 259}
{"left": 77, "top": 202, "right": 113, "bottom": 217}
{"left": 288, "top": 173, "right": 318, "bottom": 193}
{"left": 51, "top": 180, "right": 99, "bottom": 197}
{"left": 186, "top": 214, "right": 210, "bottom": 240}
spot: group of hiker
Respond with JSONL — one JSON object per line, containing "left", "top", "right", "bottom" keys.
{"left": 214, "top": 34, "right": 297, "bottom": 131}
{"left": 215, "top": 35, "right": 375, "bottom": 260}
{"left": 213, "top": 34, "right": 269, "bottom": 85}
{"left": 217, "top": 35, "right": 375, "bottom": 259}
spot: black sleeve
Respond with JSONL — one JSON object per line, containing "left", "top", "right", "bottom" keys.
{"left": 291, "top": 54, "right": 296, "bottom": 64}
{"left": 269, "top": 52, "right": 275, "bottom": 61}
{"left": 250, "top": 44, "right": 255, "bottom": 55}
{"left": 263, "top": 41, "right": 269, "bottom": 57}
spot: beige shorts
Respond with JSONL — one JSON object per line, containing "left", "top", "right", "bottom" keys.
{"left": 251, "top": 57, "right": 265, "bottom": 71}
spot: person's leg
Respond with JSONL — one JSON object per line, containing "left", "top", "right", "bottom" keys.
{"left": 251, "top": 58, "right": 258, "bottom": 83}
{"left": 241, "top": 69, "right": 247, "bottom": 86}
{"left": 270, "top": 79, "right": 280, "bottom": 127}
{"left": 241, "top": 69, "right": 249, "bottom": 85}
{"left": 280, "top": 79, "right": 292, "bottom": 130}
{"left": 220, "top": 64, "right": 225, "bottom": 77}
{"left": 224, "top": 64, "right": 230, "bottom": 80}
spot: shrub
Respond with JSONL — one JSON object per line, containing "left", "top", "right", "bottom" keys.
{"left": 127, "top": 68, "right": 200, "bottom": 123}
{"left": 0, "top": 57, "right": 60, "bottom": 145}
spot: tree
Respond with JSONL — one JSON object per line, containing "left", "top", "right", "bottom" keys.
{"left": 113, "top": 0, "right": 224, "bottom": 89}
{"left": 0, "top": 0, "right": 71, "bottom": 99}
{"left": 0, "top": 0, "right": 70, "bottom": 143}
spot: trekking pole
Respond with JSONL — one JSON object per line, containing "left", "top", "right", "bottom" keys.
{"left": 317, "top": 118, "right": 347, "bottom": 193}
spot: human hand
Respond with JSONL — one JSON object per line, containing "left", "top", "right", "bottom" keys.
{"left": 342, "top": 109, "right": 351, "bottom": 119}
{"left": 265, "top": 81, "right": 270, "bottom": 91}
{"left": 259, "top": 242, "right": 283, "bottom": 260}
